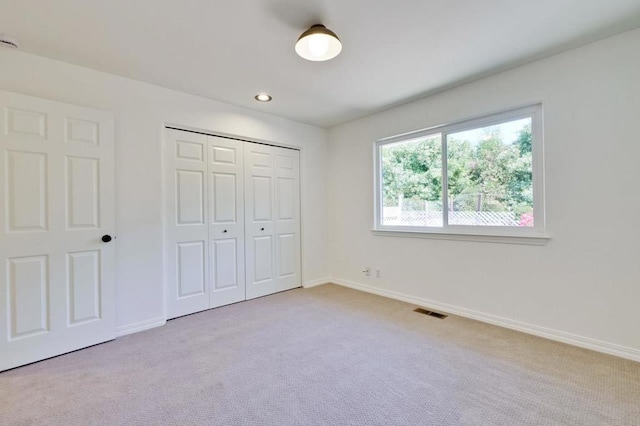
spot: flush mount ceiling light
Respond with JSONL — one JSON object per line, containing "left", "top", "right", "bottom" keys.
{"left": 295, "top": 24, "right": 342, "bottom": 61}
{"left": 255, "top": 93, "right": 272, "bottom": 102}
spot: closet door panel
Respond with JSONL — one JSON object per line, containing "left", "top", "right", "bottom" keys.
{"left": 176, "top": 170, "right": 205, "bottom": 225}
{"left": 165, "top": 129, "right": 210, "bottom": 318}
{"left": 212, "top": 238, "right": 237, "bottom": 289}
{"left": 252, "top": 177, "right": 273, "bottom": 222}
{"left": 253, "top": 236, "right": 274, "bottom": 282}
{"left": 244, "top": 143, "right": 277, "bottom": 299}
{"left": 209, "top": 136, "right": 245, "bottom": 308}
{"left": 211, "top": 173, "right": 236, "bottom": 222}
{"left": 274, "top": 147, "right": 301, "bottom": 291}
{"left": 176, "top": 241, "right": 206, "bottom": 298}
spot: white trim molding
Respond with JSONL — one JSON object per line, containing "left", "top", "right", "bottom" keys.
{"left": 372, "top": 229, "right": 550, "bottom": 245}
{"left": 303, "top": 277, "right": 332, "bottom": 289}
{"left": 116, "top": 317, "right": 167, "bottom": 338}
{"left": 329, "top": 277, "right": 640, "bottom": 363}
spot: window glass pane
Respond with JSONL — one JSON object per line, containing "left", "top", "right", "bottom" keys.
{"left": 381, "top": 134, "right": 442, "bottom": 227}
{"left": 446, "top": 118, "right": 533, "bottom": 227}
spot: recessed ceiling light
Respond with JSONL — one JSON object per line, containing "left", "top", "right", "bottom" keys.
{"left": 255, "top": 93, "right": 272, "bottom": 102}
{"left": 295, "top": 24, "right": 342, "bottom": 61}
{"left": 0, "top": 35, "right": 20, "bottom": 49}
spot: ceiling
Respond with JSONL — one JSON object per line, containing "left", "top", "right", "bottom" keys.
{"left": 1, "top": 0, "right": 640, "bottom": 128}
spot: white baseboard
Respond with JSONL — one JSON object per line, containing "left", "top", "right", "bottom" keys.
{"left": 303, "top": 277, "right": 332, "bottom": 289}
{"left": 116, "top": 317, "right": 166, "bottom": 338}
{"left": 330, "top": 277, "right": 640, "bottom": 363}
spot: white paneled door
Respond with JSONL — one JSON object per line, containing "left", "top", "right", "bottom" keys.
{"left": 244, "top": 143, "right": 277, "bottom": 298}
{"left": 165, "top": 130, "right": 246, "bottom": 318}
{"left": 209, "top": 137, "right": 245, "bottom": 308}
{"left": 165, "top": 130, "right": 209, "bottom": 319}
{"left": 0, "top": 91, "right": 115, "bottom": 372}
{"left": 273, "top": 147, "right": 301, "bottom": 292}
{"left": 245, "top": 143, "right": 300, "bottom": 299}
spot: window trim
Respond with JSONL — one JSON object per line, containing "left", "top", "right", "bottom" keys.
{"left": 374, "top": 104, "right": 547, "bottom": 242}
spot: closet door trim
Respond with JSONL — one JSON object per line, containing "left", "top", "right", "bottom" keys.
{"left": 164, "top": 126, "right": 301, "bottom": 151}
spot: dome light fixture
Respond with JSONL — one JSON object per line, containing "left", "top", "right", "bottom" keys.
{"left": 255, "top": 93, "right": 272, "bottom": 102}
{"left": 295, "top": 24, "right": 342, "bottom": 61}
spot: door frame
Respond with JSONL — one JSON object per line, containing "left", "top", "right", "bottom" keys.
{"left": 160, "top": 123, "right": 304, "bottom": 320}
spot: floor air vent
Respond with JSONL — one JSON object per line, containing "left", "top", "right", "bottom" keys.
{"left": 414, "top": 308, "right": 448, "bottom": 319}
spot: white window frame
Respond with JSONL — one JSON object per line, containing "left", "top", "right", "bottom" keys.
{"left": 373, "top": 104, "right": 548, "bottom": 244}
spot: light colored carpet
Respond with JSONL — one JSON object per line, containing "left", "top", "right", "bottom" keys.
{"left": 1, "top": 284, "right": 639, "bottom": 426}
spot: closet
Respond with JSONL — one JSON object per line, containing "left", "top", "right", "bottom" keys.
{"left": 164, "top": 128, "right": 300, "bottom": 319}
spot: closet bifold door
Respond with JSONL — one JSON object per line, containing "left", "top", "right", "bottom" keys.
{"left": 165, "top": 130, "right": 297, "bottom": 316}
{"left": 165, "top": 129, "right": 245, "bottom": 319}
{"left": 273, "top": 146, "right": 301, "bottom": 292}
{"left": 165, "top": 129, "right": 210, "bottom": 319}
{"left": 244, "top": 143, "right": 278, "bottom": 299}
{"left": 245, "top": 143, "right": 301, "bottom": 300}
{"left": 208, "top": 136, "right": 245, "bottom": 308}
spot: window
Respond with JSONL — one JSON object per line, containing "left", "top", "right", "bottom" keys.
{"left": 375, "top": 105, "right": 545, "bottom": 240}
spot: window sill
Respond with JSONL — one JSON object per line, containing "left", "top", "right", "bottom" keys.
{"left": 371, "top": 229, "right": 550, "bottom": 245}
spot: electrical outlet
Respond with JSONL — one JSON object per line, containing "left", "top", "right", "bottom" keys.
{"left": 375, "top": 269, "right": 381, "bottom": 278}
{"left": 362, "top": 267, "right": 371, "bottom": 277}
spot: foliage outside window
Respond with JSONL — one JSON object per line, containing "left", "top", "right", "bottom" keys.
{"left": 375, "top": 105, "right": 545, "bottom": 238}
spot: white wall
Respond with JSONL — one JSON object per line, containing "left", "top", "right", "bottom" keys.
{"left": 327, "top": 28, "right": 640, "bottom": 359}
{"left": 0, "top": 50, "right": 329, "bottom": 333}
